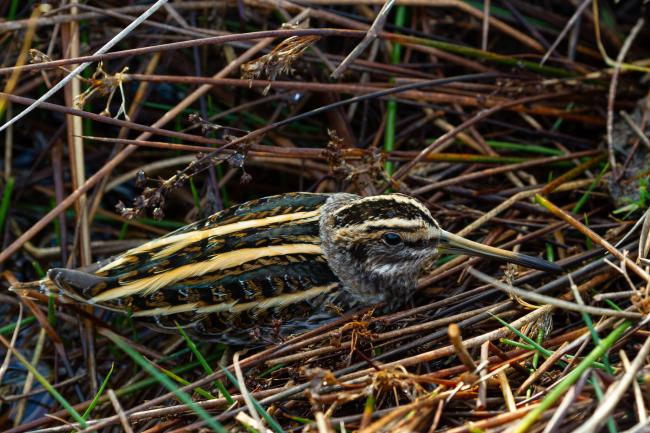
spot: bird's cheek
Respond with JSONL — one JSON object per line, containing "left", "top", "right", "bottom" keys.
{"left": 349, "top": 244, "right": 369, "bottom": 263}
{"left": 370, "top": 263, "right": 402, "bottom": 277}
{"left": 420, "top": 247, "right": 439, "bottom": 260}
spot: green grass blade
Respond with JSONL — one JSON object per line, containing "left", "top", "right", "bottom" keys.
{"left": 175, "top": 323, "right": 234, "bottom": 404}
{"left": 511, "top": 320, "right": 632, "bottom": 433}
{"left": 82, "top": 363, "right": 115, "bottom": 420}
{"left": 532, "top": 329, "right": 544, "bottom": 369}
{"left": 221, "top": 366, "right": 285, "bottom": 433}
{"left": 189, "top": 178, "right": 202, "bottom": 214}
{"left": 591, "top": 371, "right": 618, "bottom": 433}
{"left": 104, "top": 330, "right": 228, "bottom": 433}
{"left": 176, "top": 323, "right": 212, "bottom": 373}
{"left": 499, "top": 338, "right": 536, "bottom": 351}
{"left": 572, "top": 163, "right": 609, "bottom": 214}
{"left": 0, "top": 316, "right": 36, "bottom": 335}
{"left": 383, "top": 5, "right": 407, "bottom": 178}
{"left": 158, "top": 365, "right": 216, "bottom": 400}
{"left": 115, "top": 353, "right": 221, "bottom": 397}
{"left": 0, "top": 176, "right": 15, "bottom": 233}
{"left": 486, "top": 140, "right": 563, "bottom": 156}
{"left": 490, "top": 313, "right": 552, "bottom": 357}
{"left": 7, "top": 0, "right": 19, "bottom": 20}
{"left": 256, "top": 364, "right": 284, "bottom": 379}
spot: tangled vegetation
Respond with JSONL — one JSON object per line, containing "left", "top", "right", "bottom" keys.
{"left": 1, "top": 1, "right": 650, "bottom": 432}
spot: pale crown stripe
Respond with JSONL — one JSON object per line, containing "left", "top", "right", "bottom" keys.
{"left": 337, "top": 218, "right": 426, "bottom": 235}
{"left": 131, "top": 283, "right": 337, "bottom": 317}
{"left": 98, "top": 210, "right": 321, "bottom": 272}
{"left": 333, "top": 194, "right": 433, "bottom": 219}
{"left": 91, "top": 243, "right": 323, "bottom": 303}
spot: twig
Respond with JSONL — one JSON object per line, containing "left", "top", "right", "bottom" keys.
{"left": 516, "top": 342, "right": 570, "bottom": 395}
{"left": 391, "top": 91, "right": 574, "bottom": 182}
{"left": 496, "top": 370, "right": 516, "bottom": 412}
{"left": 1, "top": 373, "right": 86, "bottom": 403}
{"left": 481, "top": 0, "right": 490, "bottom": 51}
{"left": 572, "top": 335, "right": 650, "bottom": 433}
{"left": 0, "top": 29, "right": 364, "bottom": 75}
{"left": 0, "top": 2, "right": 217, "bottom": 32}
{"left": 447, "top": 323, "right": 476, "bottom": 371}
{"left": 0, "top": 304, "right": 22, "bottom": 385}
{"left": 411, "top": 150, "right": 601, "bottom": 194}
{"left": 541, "top": 371, "right": 590, "bottom": 433}
{"left": 467, "top": 267, "right": 643, "bottom": 319}
{"left": 232, "top": 352, "right": 262, "bottom": 431}
{"left": 620, "top": 110, "right": 650, "bottom": 151}
{"left": 0, "top": 0, "right": 170, "bottom": 133}
{"left": 339, "top": 305, "right": 556, "bottom": 382}
{"left": 606, "top": 17, "right": 645, "bottom": 177}
{"left": 107, "top": 390, "right": 134, "bottom": 433}
{"left": 539, "top": 0, "right": 591, "bottom": 65}
{"left": 619, "top": 351, "right": 647, "bottom": 424}
{"left": 536, "top": 194, "right": 650, "bottom": 284}
{"left": 331, "top": 0, "right": 396, "bottom": 79}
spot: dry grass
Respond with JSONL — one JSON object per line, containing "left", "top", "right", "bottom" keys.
{"left": 1, "top": 1, "right": 649, "bottom": 432}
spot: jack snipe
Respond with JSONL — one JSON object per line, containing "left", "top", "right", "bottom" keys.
{"left": 13, "top": 193, "right": 560, "bottom": 345}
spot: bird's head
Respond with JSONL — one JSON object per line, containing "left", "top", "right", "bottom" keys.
{"left": 319, "top": 193, "right": 560, "bottom": 308}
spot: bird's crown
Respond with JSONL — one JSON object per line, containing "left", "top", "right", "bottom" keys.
{"left": 328, "top": 193, "right": 441, "bottom": 246}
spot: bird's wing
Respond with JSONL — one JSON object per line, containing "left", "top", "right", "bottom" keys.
{"left": 48, "top": 192, "right": 340, "bottom": 319}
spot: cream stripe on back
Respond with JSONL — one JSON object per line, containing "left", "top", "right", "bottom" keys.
{"left": 131, "top": 283, "right": 337, "bottom": 317}
{"left": 92, "top": 243, "right": 323, "bottom": 303}
{"left": 98, "top": 210, "right": 321, "bottom": 273}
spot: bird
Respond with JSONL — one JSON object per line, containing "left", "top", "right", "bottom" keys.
{"left": 13, "top": 192, "right": 561, "bottom": 346}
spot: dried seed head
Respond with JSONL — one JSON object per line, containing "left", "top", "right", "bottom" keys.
{"left": 28, "top": 49, "right": 52, "bottom": 64}
{"left": 241, "top": 35, "right": 320, "bottom": 95}
{"left": 228, "top": 152, "right": 246, "bottom": 169}
{"left": 115, "top": 200, "right": 141, "bottom": 220}
{"left": 152, "top": 207, "right": 165, "bottom": 220}
{"left": 187, "top": 112, "right": 202, "bottom": 124}
{"left": 74, "top": 62, "right": 130, "bottom": 120}
{"left": 240, "top": 171, "right": 252, "bottom": 184}
{"left": 326, "top": 129, "right": 349, "bottom": 180}
{"left": 135, "top": 169, "right": 146, "bottom": 188}
{"left": 188, "top": 113, "right": 226, "bottom": 136}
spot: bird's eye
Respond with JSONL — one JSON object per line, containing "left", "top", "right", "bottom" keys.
{"left": 382, "top": 232, "right": 403, "bottom": 246}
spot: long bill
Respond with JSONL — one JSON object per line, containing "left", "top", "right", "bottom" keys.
{"left": 437, "top": 230, "right": 562, "bottom": 273}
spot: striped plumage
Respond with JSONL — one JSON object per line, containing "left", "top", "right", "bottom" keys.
{"left": 26, "top": 193, "right": 560, "bottom": 346}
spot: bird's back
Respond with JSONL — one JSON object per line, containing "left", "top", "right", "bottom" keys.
{"left": 48, "top": 192, "right": 344, "bottom": 345}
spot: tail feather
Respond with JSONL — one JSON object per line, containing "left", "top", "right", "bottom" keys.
{"left": 46, "top": 268, "right": 109, "bottom": 303}
{"left": 9, "top": 278, "right": 57, "bottom": 295}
